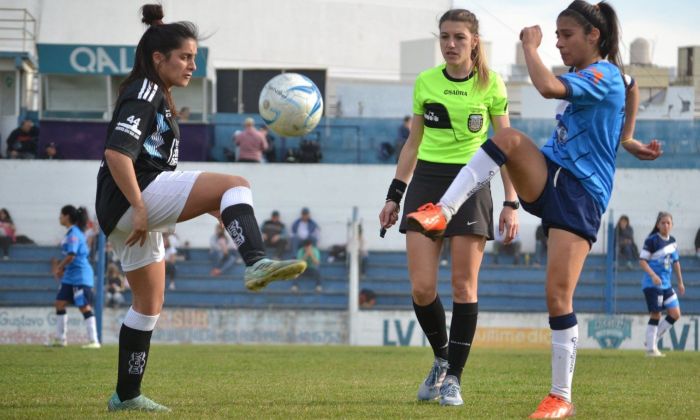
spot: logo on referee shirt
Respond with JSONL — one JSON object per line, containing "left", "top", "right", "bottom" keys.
{"left": 468, "top": 114, "right": 483, "bottom": 133}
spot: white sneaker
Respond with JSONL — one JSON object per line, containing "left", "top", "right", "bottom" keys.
{"left": 82, "top": 341, "right": 102, "bottom": 349}
{"left": 439, "top": 375, "right": 464, "bottom": 406}
{"left": 417, "top": 357, "right": 448, "bottom": 401}
{"left": 646, "top": 348, "right": 666, "bottom": 357}
{"left": 46, "top": 338, "right": 67, "bottom": 347}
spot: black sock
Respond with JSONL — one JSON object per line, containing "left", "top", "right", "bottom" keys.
{"left": 447, "top": 302, "right": 478, "bottom": 382}
{"left": 413, "top": 296, "right": 448, "bottom": 360}
{"left": 665, "top": 314, "right": 677, "bottom": 325}
{"left": 221, "top": 204, "right": 266, "bottom": 266}
{"left": 116, "top": 324, "right": 153, "bottom": 401}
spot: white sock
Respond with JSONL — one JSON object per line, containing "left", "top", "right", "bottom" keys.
{"left": 439, "top": 148, "right": 501, "bottom": 219}
{"left": 646, "top": 324, "right": 658, "bottom": 351}
{"left": 550, "top": 325, "right": 578, "bottom": 402}
{"left": 657, "top": 319, "right": 673, "bottom": 340}
{"left": 123, "top": 307, "right": 160, "bottom": 331}
{"left": 220, "top": 186, "right": 253, "bottom": 212}
{"left": 84, "top": 315, "right": 98, "bottom": 343}
{"left": 56, "top": 313, "right": 67, "bottom": 341}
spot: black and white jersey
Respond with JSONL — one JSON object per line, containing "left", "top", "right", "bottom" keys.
{"left": 96, "top": 77, "right": 181, "bottom": 236}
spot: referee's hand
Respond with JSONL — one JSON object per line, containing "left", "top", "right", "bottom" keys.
{"left": 379, "top": 201, "right": 400, "bottom": 233}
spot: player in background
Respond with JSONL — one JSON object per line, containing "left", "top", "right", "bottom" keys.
{"left": 406, "top": 1, "right": 662, "bottom": 417}
{"left": 49, "top": 205, "right": 99, "bottom": 349}
{"left": 639, "top": 212, "right": 685, "bottom": 357}
{"left": 96, "top": 4, "right": 306, "bottom": 412}
{"left": 379, "top": 9, "right": 518, "bottom": 406}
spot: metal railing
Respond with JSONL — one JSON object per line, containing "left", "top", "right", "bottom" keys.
{"left": 0, "top": 8, "right": 37, "bottom": 54}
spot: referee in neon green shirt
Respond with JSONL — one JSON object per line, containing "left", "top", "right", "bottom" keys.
{"left": 379, "top": 8, "right": 519, "bottom": 407}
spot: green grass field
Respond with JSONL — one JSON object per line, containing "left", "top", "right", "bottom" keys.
{"left": 1, "top": 345, "right": 698, "bottom": 419}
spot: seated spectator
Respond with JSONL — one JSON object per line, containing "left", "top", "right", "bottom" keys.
{"left": 164, "top": 234, "right": 178, "bottom": 290}
{"left": 298, "top": 139, "right": 322, "bottom": 163}
{"left": 42, "top": 142, "right": 60, "bottom": 160}
{"left": 292, "top": 239, "right": 322, "bottom": 293}
{"left": 291, "top": 207, "right": 320, "bottom": 251}
{"left": 695, "top": 227, "right": 700, "bottom": 259}
{"left": 106, "top": 262, "right": 126, "bottom": 308}
{"left": 615, "top": 215, "right": 639, "bottom": 269}
{"left": 359, "top": 288, "right": 377, "bottom": 309}
{"left": 260, "top": 125, "right": 278, "bottom": 162}
{"left": 0, "top": 208, "right": 16, "bottom": 260}
{"left": 493, "top": 229, "right": 522, "bottom": 265}
{"left": 235, "top": 117, "right": 267, "bottom": 163}
{"left": 178, "top": 106, "right": 191, "bottom": 122}
{"left": 261, "top": 210, "right": 288, "bottom": 258}
{"left": 6, "top": 119, "right": 39, "bottom": 159}
{"left": 534, "top": 223, "right": 547, "bottom": 267}
{"left": 209, "top": 224, "right": 238, "bottom": 276}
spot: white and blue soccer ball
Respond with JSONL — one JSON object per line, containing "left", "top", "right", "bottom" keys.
{"left": 258, "top": 73, "right": 323, "bottom": 137}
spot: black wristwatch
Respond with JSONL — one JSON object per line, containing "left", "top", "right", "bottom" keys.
{"left": 503, "top": 200, "right": 520, "bottom": 210}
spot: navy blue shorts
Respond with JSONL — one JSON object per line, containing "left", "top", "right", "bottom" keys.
{"left": 56, "top": 284, "right": 94, "bottom": 307}
{"left": 643, "top": 287, "right": 679, "bottom": 312}
{"left": 520, "top": 157, "right": 601, "bottom": 245}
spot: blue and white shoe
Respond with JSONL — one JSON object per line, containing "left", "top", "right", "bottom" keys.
{"left": 417, "top": 357, "right": 448, "bottom": 401}
{"left": 107, "top": 393, "right": 171, "bottom": 412}
{"left": 439, "top": 375, "right": 464, "bottom": 406}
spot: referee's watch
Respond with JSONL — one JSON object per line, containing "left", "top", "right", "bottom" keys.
{"left": 503, "top": 200, "right": 520, "bottom": 210}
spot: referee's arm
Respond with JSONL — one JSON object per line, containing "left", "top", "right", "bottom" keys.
{"left": 393, "top": 115, "right": 424, "bottom": 184}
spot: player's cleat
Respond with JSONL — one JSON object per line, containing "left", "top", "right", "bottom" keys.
{"left": 529, "top": 394, "right": 575, "bottom": 418}
{"left": 645, "top": 348, "right": 666, "bottom": 357}
{"left": 107, "top": 393, "right": 171, "bottom": 412}
{"left": 244, "top": 258, "right": 307, "bottom": 291}
{"left": 439, "top": 375, "right": 464, "bottom": 406}
{"left": 46, "top": 338, "right": 67, "bottom": 347}
{"left": 81, "top": 341, "right": 101, "bottom": 349}
{"left": 417, "top": 357, "right": 448, "bottom": 401}
{"left": 406, "top": 203, "right": 448, "bottom": 240}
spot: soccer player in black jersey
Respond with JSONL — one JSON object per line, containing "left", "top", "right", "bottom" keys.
{"left": 97, "top": 4, "right": 306, "bottom": 412}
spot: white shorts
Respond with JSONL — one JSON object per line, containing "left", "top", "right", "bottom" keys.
{"left": 110, "top": 170, "right": 202, "bottom": 272}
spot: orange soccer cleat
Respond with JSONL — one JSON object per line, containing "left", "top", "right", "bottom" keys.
{"left": 529, "top": 394, "right": 575, "bottom": 419}
{"left": 406, "top": 203, "right": 447, "bottom": 240}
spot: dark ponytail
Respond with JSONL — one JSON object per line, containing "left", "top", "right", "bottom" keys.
{"left": 121, "top": 4, "right": 199, "bottom": 113}
{"left": 61, "top": 205, "right": 88, "bottom": 232}
{"left": 559, "top": 1, "right": 624, "bottom": 73}
{"left": 649, "top": 211, "right": 672, "bottom": 236}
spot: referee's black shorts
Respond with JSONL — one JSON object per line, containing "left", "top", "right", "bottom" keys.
{"left": 399, "top": 160, "right": 494, "bottom": 239}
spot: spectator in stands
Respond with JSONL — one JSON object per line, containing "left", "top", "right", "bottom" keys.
{"left": 695, "top": 227, "right": 700, "bottom": 259}
{"left": 534, "top": 223, "right": 547, "bottom": 267}
{"left": 164, "top": 234, "right": 178, "bottom": 290}
{"left": 6, "top": 119, "right": 39, "bottom": 159}
{"left": 359, "top": 288, "right": 377, "bottom": 309}
{"left": 106, "top": 262, "right": 126, "bottom": 308}
{"left": 291, "top": 207, "right": 320, "bottom": 251}
{"left": 292, "top": 239, "right": 322, "bottom": 293}
{"left": 235, "top": 117, "right": 268, "bottom": 163}
{"left": 50, "top": 205, "right": 99, "bottom": 348}
{"left": 615, "top": 215, "right": 639, "bottom": 269}
{"left": 493, "top": 229, "right": 522, "bottom": 265}
{"left": 42, "top": 142, "right": 60, "bottom": 160}
{"left": 260, "top": 125, "right": 278, "bottom": 162}
{"left": 261, "top": 210, "right": 288, "bottom": 258}
{"left": 395, "top": 115, "right": 411, "bottom": 162}
{"left": 209, "top": 223, "right": 238, "bottom": 276}
{"left": 177, "top": 106, "right": 191, "bottom": 122}
{"left": 0, "top": 208, "right": 16, "bottom": 260}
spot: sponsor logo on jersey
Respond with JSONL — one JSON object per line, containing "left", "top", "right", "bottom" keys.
{"left": 227, "top": 220, "right": 246, "bottom": 248}
{"left": 128, "top": 351, "right": 147, "bottom": 375}
{"left": 468, "top": 114, "right": 483, "bottom": 132}
{"left": 424, "top": 111, "right": 440, "bottom": 123}
{"left": 115, "top": 115, "right": 142, "bottom": 140}
{"left": 167, "top": 138, "right": 179, "bottom": 166}
{"left": 444, "top": 89, "right": 468, "bottom": 96}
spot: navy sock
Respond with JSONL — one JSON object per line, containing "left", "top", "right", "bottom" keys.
{"left": 413, "top": 296, "right": 448, "bottom": 360}
{"left": 481, "top": 139, "right": 508, "bottom": 166}
{"left": 665, "top": 315, "right": 677, "bottom": 325}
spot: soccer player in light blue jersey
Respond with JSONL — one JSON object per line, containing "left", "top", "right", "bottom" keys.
{"left": 639, "top": 212, "right": 686, "bottom": 357}
{"left": 407, "top": 1, "right": 663, "bottom": 417}
{"left": 49, "top": 205, "right": 99, "bottom": 348}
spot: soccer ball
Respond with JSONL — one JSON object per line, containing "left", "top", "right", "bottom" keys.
{"left": 258, "top": 73, "right": 323, "bottom": 137}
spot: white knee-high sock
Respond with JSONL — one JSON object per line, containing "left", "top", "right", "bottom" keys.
{"left": 85, "top": 315, "right": 98, "bottom": 343}
{"left": 656, "top": 316, "right": 676, "bottom": 340}
{"left": 550, "top": 325, "right": 578, "bottom": 402}
{"left": 646, "top": 323, "right": 658, "bottom": 351}
{"left": 439, "top": 148, "right": 501, "bottom": 219}
{"left": 56, "top": 313, "right": 67, "bottom": 341}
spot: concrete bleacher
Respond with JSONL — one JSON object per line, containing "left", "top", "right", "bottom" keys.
{"left": 1, "top": 245, "right": 698, "bottom": 314}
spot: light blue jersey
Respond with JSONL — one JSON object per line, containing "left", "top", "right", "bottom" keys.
{"left": 61, "top": 225, "right": 94, "bottom": 287}
{"left": 542, "top": 61, "right": 627, "bottom": 213}
{"left": 640, "top": 233, "right": 679, "bottom": 290}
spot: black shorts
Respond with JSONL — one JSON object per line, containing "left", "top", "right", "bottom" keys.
{"left": 400, "top": 160, "right": 494, "bottom": 239}
{"left": 56, "top": 284, "right": 94, "bottom": 307}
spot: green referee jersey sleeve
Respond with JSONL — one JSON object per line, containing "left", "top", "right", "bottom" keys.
{"left": 413, "top": 65, "right": 508, "bottom": 164}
